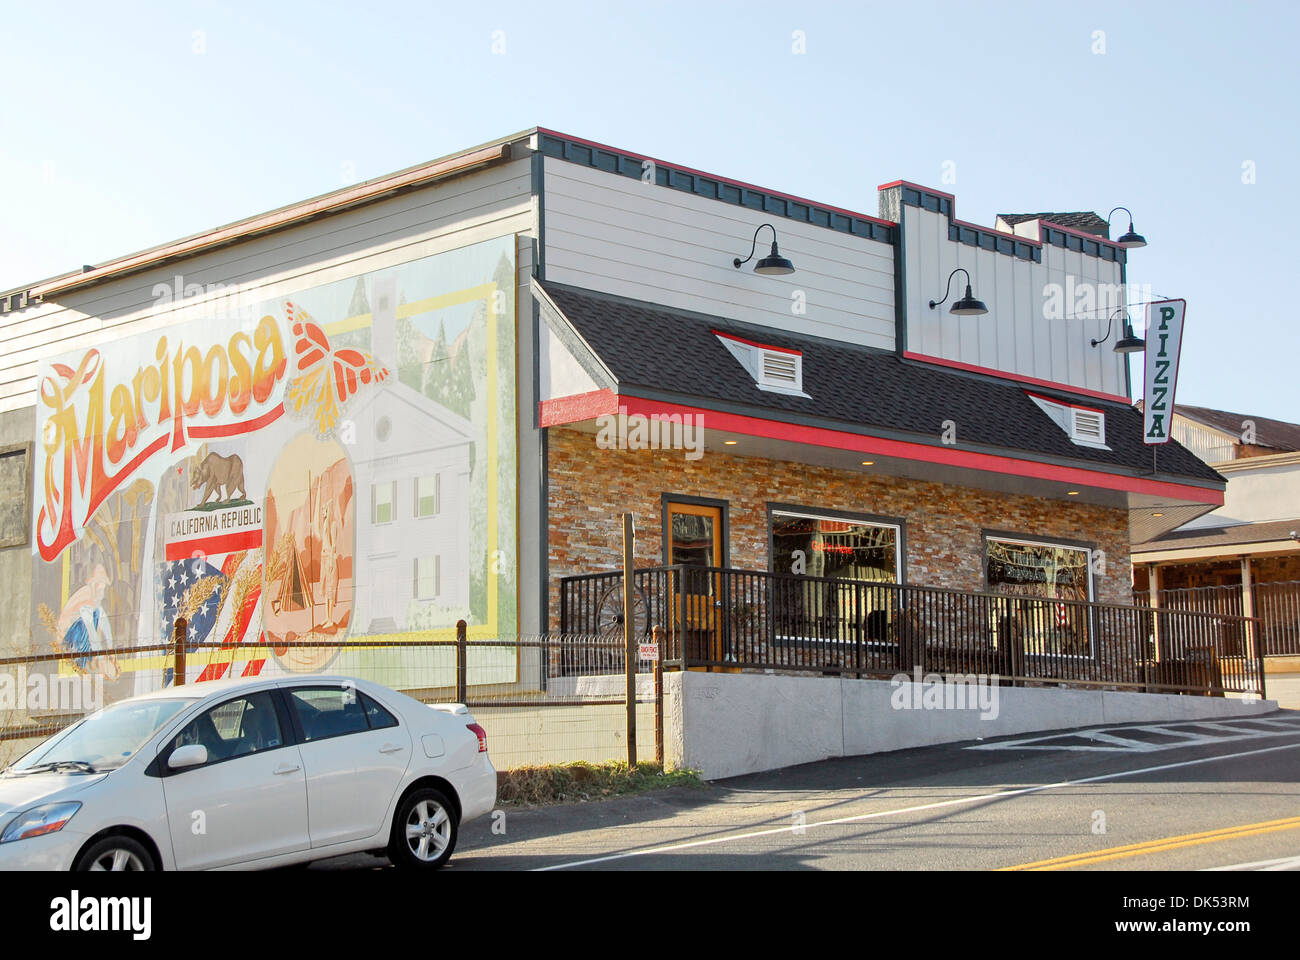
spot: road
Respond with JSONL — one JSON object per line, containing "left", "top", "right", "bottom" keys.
{"left": 316, "top": 711, "right": 1300, "bottom": 871}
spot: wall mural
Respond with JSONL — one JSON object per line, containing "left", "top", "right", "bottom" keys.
{"left": 31, "top": 236, "right": 518, "bottom": 696}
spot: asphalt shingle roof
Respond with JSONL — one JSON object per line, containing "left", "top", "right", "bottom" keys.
{"left": 1134, "top": 517, "right": 1300, "bottom": 552}
{"left": 1176, "top": 404, "right": 1300, "bottom": 452}
{"left": 997, "top": 212, "right": 1111, "bottom": 237}
{"left": 541, "top": 283, "right": 1222, "bottom": 485}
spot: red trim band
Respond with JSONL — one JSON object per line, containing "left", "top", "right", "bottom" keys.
{"left": 539, "top": 128, "right": 895, "bottom": 228}
{"left": 538, "top": 388, "right": 619, "bottom": 428}
{"left": 1023, "top": 390, "right": 1106, "bottom": 415}
{"left": 877, "top": 180, "right": 1123, "bottom": 249}
{"left": 712, "top": 329, "right": 801, "bottom": 356}
{"left": 539, "top": 388, "right": 1219, "bottom": 504}
{"left": 904, "top": 352, "right": 1132, "bottom": 406}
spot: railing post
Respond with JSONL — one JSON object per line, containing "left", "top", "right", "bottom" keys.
{"left": 653, "top": 624, "right": 665, "bottom": 767}
{"left": 455, "top": 619, "right": 467, "bottom": 703}
{"left": 853, "top": 581, "right": 863, "bottom": 679}
{"left": 676, "top": 564, "right": 688, "bottom": 669}
{"left": 172, "top": 617, "right": 187, "bottom": 687}
{"left": 623, "top": 513, "right": 637, "bottom": 768}
{"left": 1148, "top": 564, "right": 1163, "bottom": 661}
{"left": 1241, "top": 558, "right": 1265, "bottom": 701}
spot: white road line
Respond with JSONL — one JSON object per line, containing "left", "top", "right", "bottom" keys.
{"left": 1204, "top": 855, "right": 1300, "bottom": 871}
{"left": 534, "top": 741, "right": 1300, "bottom": 871}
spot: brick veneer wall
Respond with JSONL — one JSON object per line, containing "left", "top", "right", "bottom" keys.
{"left": 546, "top": 427, "right": 1132, "bottom": 630}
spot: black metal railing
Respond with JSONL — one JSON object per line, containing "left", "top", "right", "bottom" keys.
{"left": 561, "top": 565, "right": 1266, "bottom": 697}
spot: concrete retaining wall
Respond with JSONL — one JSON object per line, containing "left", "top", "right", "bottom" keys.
{"left": 663, "top": 671, "right": 1280, "bottom": 780}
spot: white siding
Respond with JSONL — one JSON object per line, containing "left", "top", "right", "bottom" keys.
{"left": 0, "top": 156, "right": 534, "bottom": 412}
{"left": 903, "top": 206, "right": 1129, "bottom": 397}
{"left": 1171, "top": 417, "right": 1238, "bottom": 465}
{"left": 543, "top": 158, "right": 895, "bottom": 349}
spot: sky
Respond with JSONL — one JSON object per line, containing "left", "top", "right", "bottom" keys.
{"left": 2, "top": 0, "right": 1296, "bottom": 421}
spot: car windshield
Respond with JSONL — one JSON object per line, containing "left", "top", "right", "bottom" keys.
{"left": 7, "top": 698, "right": 193, "bottom": 773}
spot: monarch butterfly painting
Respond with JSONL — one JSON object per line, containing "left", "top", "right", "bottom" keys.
{"left": 283, "top": 301, "right": 389, "bottom": 433}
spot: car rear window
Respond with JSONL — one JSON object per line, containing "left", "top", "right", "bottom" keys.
{"left": 289, "top": 688, "right": 370, "bottom": 741}
{"left": 360, "top": 692, "right": 398, "bottom": 729}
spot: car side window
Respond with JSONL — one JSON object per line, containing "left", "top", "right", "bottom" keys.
{"left": 169, "top": 692, "right": 284, "bottom": 766}
{"left": 360, "top": 692, "right": 398, "bottom": 730}
{"left": 289, "top": 687, "right": 371, "bottom": 742}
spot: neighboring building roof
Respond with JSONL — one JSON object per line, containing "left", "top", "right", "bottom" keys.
{"left": 1134, "top": 517, "right": 1300, "bottom": 553}
{"left": 539, "top": 282, "right": 1222, "bottom": 485}
{"left": 997, "top": 212, "right": 1110, "bottom": 237}
{"left": 1175, "top": 404, "right": 1300, "bottom": 452}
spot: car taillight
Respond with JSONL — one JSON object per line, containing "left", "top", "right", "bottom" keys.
{"left": 466, "top": 722, "right": 487, "bottom": 753}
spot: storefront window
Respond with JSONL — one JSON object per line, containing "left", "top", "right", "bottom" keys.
{"left": 985, "top": 536, "right": 1093, "bottom": 655}
{"left": 770, "top": 510, "right": 900, "bottom": 641}
{"left": 772, "top": 512, "right": 899, "bottom": 582}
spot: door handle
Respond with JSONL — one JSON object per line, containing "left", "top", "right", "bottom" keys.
{"left": 272, "top": 763, "right": 301, "bottom": 775}
{"left": 379, "top": 743, "right": 405, "bottom": 754}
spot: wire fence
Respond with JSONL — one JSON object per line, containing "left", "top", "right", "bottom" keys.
{"left": 0, "top": 623, "right": 663, "bottom": 772}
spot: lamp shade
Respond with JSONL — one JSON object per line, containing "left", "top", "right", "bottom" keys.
{"left": 1114, "top": 321, "right": 1145, "bottom": 353}
{"left": 949, "top": 283, "right": 988, "bottom": 316}
{"left": 754, "top": 242, "right": 795, "bottom": 276}
{"left": 1116, "top": 226, "right": 1146, "bottom": 248}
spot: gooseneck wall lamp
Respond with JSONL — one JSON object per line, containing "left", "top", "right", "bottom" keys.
{"left": 1090, "top": 308, "right": 1146, "bottom": 353}
{"left": 928, "top": 268, "right": 988, "bottom": 316}
{"left": 1106, "top": 207, "right": 1147, "bottom": 248}
{"left": 733, "top": 223, "right": 795, "bottom": 276}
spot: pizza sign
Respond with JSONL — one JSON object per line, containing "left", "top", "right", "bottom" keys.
{"left": 1143, "top": 299, "right": 1186, "bottom": 446}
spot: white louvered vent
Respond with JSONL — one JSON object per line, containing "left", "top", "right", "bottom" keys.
{"left": 1026, "top": 392, "right": 1110, "bottom": 450}
{"left": 761, "top": 351, "right": 800, "bottom": 388}
{"left": 1071, "top": 408, "right": 1106, "bottom": 446}
{"left": 714, "top": 331, "right": 810, "bottom": 397}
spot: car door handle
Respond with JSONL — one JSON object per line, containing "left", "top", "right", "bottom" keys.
{"left": 379, "top": 743, "right": 405, "bottom": 754}
{"left": 272, "top": 762, "right": 301, "bottom": 775}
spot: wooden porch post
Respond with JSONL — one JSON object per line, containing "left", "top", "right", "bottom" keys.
{"left": 1148, "top": 563, "right": 1162, "bottom": 661}
{"left": 1241, "top": 556, "right": 1260, "bottom": 696}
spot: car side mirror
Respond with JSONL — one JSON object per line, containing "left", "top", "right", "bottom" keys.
{"left": 168, "top": 744, "right": 208, "bottom": 770}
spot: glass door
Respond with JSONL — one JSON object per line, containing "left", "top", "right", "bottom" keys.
{"left": 666, "top": 501, "right": 727, "bottom": 671}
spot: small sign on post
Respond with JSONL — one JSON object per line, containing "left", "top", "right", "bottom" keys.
{"left": 638, "top": 642, "right": 660, "bottom": 661}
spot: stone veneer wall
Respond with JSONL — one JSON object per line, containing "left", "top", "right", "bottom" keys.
{"left": 546, "top": 427, "right": 1131, "bottom": 631}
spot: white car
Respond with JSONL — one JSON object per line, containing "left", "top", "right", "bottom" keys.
{"left": 0, "top": 675, "right": 496, "bottom": 871}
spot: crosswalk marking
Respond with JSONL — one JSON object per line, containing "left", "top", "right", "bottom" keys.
{"left": 968, "top": 715, "right": 1300, "bottom": 753}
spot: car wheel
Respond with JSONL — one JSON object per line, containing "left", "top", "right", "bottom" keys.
{"left": 74, "top": 835, "right": 156, "bottom": 872}
{"left": 388, "top": 788, "right": 458, "bottom": 870}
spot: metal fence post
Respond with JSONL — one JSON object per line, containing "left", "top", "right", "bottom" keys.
{"left": 653, "top": 624, "right": 664, "bottom": 767}
{"left": 623, "top": 513, "right": 637, "bottom": 768}
{"left": 172, "top": 617, "right": 187, "bottom": 687}
{"left": 455, "top": 619, "right": 467, "bottom": 704}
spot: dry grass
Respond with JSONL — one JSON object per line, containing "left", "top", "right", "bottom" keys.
{"left": 496, "top": 760, "right": 703, "bottom": 807}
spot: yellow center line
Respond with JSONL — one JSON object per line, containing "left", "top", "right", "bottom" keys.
{"left": 1001, "top": 816, "right": 1300, "bottom": 871}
